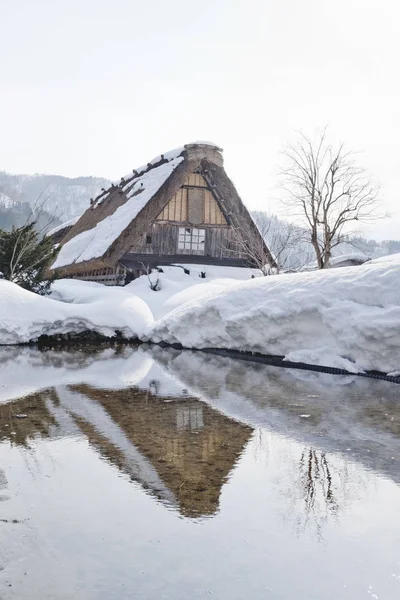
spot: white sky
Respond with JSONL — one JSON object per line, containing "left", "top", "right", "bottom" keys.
{"left": 1, "top": 0, "right": 399, "bottom": 240}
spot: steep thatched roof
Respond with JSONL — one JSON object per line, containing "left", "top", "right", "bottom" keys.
{"left": 50, "top": 142, "right": 273, "bottom": 275}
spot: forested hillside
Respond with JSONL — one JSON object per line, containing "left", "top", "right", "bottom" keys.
{"left": 0, "top": 171, "right": 111, "bottom": 224}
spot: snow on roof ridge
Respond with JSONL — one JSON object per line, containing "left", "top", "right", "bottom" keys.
{"left": 120, "top": 146, "right": 185, "bottom": 183}
{"left": 120, "top": 142, "right": 222, "bottom": 185}
{"left": 86, "top": 141, "right": 224, "bottom": 217}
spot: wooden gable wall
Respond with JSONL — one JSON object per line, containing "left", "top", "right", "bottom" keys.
{"left": 156, "top": 173, "right": 227, "bottom": 226}
{"left": 126, "top": 170, "right": 248, "bottom": 262}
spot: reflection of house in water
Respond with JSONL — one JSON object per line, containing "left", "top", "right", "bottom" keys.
{"left": 68, "top": 385, "right": 253, "bottom": 518}
{"left": 0, "top": 384, "right": 252, "bottom": 519}
{"left": 176, "top": 405, "right": 204, "bottom": 431}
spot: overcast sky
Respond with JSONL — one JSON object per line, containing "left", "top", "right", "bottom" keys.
{"left": 1, "top": 0, "right": 399, "bottom": 240}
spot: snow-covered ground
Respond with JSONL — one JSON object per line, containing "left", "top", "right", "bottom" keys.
{"left": 124, "top": 265, "right": 259, "bottom": 319}
{"left": 0, "top": 257, "right": 399, "bottom": 375}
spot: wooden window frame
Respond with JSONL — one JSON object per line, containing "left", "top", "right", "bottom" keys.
{"left": 178, "top": 227, "right": 205, "bottom": 254}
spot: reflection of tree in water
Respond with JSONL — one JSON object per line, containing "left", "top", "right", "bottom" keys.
{"left": 287, "top": 446, "right": 371, "bottom": 542}
{"left": 252, "top": 431, "right": 371, "bottom": 542}
{"left": 298, "top": 448, "right": 339, "bottom": 539}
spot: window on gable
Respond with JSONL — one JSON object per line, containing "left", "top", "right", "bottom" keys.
{"left": 146, "top": 234, "right": 152, "bottom": 244}
{"left": 178, "top": 227, "right": 205, "bottom": 254}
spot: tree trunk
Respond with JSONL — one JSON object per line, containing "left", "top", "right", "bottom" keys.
{"left": 311, "top": 229, "right": 323, "bottom": 269}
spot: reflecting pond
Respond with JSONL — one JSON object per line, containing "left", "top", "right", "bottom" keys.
{"left": 0, "top": 346, "right": 400, "bottom": 599}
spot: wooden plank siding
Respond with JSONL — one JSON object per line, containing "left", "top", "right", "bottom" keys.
{"left": 204, "top": 189, "right": 226, "bottom": 225}
{"left": 186, "top": 172, "right": 208, "bottom": 187}
{"left": 129, "top": 223, "right": 178, "bottom": 255}
{"left": 128, "top": 223, "right": 243, "bottom": 259}
{"left": 205, "top": 227, "right": 242, "bottom": 259}
{"left": 156, "top": 172, "right": 226, "bottom": 226}
{"left": 120, "top": 253, "right": 252, "bottom": 270}
{"left": 157, "top": 187, "right": 188, "bottom": 222}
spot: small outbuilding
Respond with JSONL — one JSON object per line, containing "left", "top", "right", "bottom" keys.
{"left": 50, "top": 142, "right": 273, "bottom": 284}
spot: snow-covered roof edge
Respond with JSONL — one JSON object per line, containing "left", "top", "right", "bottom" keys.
{"left": 47, "top": 215, "right": 80, "bottom": 237}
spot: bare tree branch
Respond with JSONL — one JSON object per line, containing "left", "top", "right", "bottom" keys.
{"left": 225, "top": 212, "right": 308, "bottom": 275}
{"left": 279, "top": 128, "right": 385, "bottom": 268}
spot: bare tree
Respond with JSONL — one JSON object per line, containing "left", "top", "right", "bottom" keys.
{"left": 227, "top": 212, "right": 305, "bottom": 275}
{"left": 138, "top": 261, "right": 161, "bottom": 290}
{"left": 253, "top": 212, "right": 311, "bottom": 273}
{"left": 280, "top": 128, "right": 382, "bottom": 269}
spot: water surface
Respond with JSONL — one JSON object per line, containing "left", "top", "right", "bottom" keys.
{"left": 0, "top": 346, "right": 399, "bottom": 599}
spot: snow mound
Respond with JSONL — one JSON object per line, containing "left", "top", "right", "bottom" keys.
{"left": 0, "top": 280, "right": 153, "bottom": 344}
{"left": 148, "top": 254, "right": 400, "bottom": 374}
{"left": 124, "top": 264, "right": 258, "bottom": 319}
{"left": 2, "top": 256, "right": 400, "bottom": 376}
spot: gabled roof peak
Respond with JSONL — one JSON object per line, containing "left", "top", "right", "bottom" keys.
{"left": 120, "top": 142, "right": 223, "bottom": 188}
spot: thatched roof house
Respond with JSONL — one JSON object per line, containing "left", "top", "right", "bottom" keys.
{"left": 50, "top": 142, "right": 273, "bottom": 284}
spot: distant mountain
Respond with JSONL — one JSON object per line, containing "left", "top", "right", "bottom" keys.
{"left": 0, "top": 191, "right": 15, "bottom": 211}
{"left": 0, "top": 172, "right": 111, "bottom": 223}
{"left": 0, "top": 190, "right": 61, "bottom": 232}
{"left": 0, "top": 192, "right": 33, "bottom": 230}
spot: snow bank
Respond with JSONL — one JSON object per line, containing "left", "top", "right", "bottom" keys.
{"left": 2, "top": 256, "right": 400, "bottom": 375}
{"left": 0, "top": 265, "right": 255, "bottom": 344}
{"left": 0, "top": 279, "right": 152, "bottom": 344}
{"left": 148, "top": 254, "right": 400, "bottom": 374}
